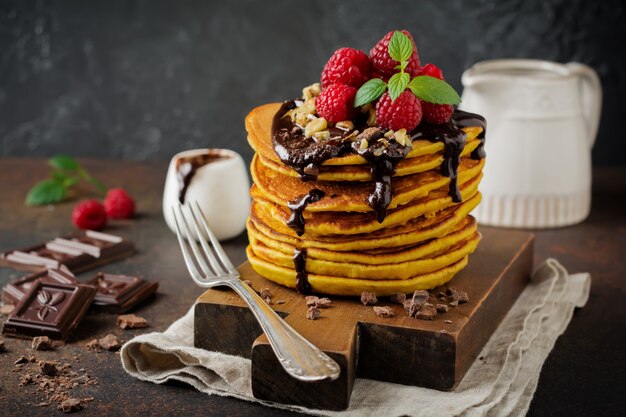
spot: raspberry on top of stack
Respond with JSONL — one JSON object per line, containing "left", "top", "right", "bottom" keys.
{"left": 245, "top": 30, "right": 486, "bottom": 296}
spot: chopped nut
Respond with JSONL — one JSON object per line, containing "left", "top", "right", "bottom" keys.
{"left": 345, "top": 129, "right": 360, "bottom": 141}
{"left": 305, "top": 117, "right": 328, "bottom": 137}
{"left": 291, "top": 98, "right": 317, "bottom": 125}
{"left": 389, "top": 292, "right": 407, "bottom": 305}
{"left": 394, "top": 128, "right": 409, "bottom": 146}
{"left": 306, "top": 306, "right": 320, "bottom": 320}
{"left": 335, "top": 120, "right": 354, "bottom": 131}
{"left": 359, "top": 138, "right": 369, "bottom": 150}
{"left": 360, "top": 291, "right": 378, "bottom": 306}
{"left": 373, "top": 306, "right": 395, "bottom": 318}
{"left": 384, "top": 129, "right": 395, "bottom": 138}
{"left": 293, "top": 99, "right": 304, "bottom": 107}
{"left": 313, "top": 130, "right": 331, "bottom": 140}
{"left": 360, "top": 103, "right": 373, "bottom": 113}
{"left": 302, "top": 82, "right": 321, "bottom": 100}
{"left": 367, "top": 108, "right": 377, "bottom": 126}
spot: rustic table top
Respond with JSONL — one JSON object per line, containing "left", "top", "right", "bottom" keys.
{"left": 0, "top": 158, "right": 624, "bottom": 416}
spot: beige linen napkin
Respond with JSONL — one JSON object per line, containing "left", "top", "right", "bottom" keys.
{"left": 121, "top": 259, "right": 590, "bottom": 417}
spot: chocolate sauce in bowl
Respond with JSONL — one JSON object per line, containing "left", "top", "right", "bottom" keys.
{"left": 287, "top": 189, "right": 325, "bottom": 236}
{"left": 293, "top": 248, "right": 311, "bottom": 294}
{"left": 176, "top": 152, "right": 231, "bottom": 203}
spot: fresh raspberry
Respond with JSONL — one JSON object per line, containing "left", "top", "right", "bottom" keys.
{"left": 315, "top": 83, "right": 358, "bottom": 123}
{"left": 321, "top": 47, "right": 371, "bottom": 88}
{"left": 72, "top": 200, "right": 107, "bottom": 230}
{"left": 104, "top": 188, "right": 135, "bottom": 219}
{"left": 375, "top": 91, "right": 422, "bottom": 131}
{"left": 421, "top": 101, "right": 454, "bottom": 124}
{"left": 369, "top": 30, "right": 420, "bottom": 80}
{"left": 417, "top": 63, "right": 444, "bottom": 80}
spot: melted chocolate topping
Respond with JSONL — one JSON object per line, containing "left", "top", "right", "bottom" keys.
{"left": 293, "top": 248, "right": 311, "bottom": 294}
{"left": 176, "top": 152, "right": 230, "bottom": 203}
{"left": 271, "top": 100, "right": 486, "bottom": 222}
{"left": 287, "top": 189, "right": 325, "bottom": 236}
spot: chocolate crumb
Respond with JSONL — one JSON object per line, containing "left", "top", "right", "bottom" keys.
{"left": 449, "top": 300, "right": 459, "bottom": 307}
{"left": 315, "top": 297, "right": 332, "bottom": 308}
{"left": 0, "top": 304, "right": 15, "bottom": 315}
{"left": 260, "top": 288, "right": 272, "bottom": 299}
{"left": 458, "top": 291, "right": 469, "bottom": 304}
{"left": 440, "top": 329, "right": 447, "bottom": 334}
{"left": 306, "top": 306, "right": 320, "bottom": 320}
{"left": 243, "top": 280, "right": 253, "bottom": 287}
{"left": 58, "top": 398, "right": 82, "bottom": 413}
{"left": 276, "top": 299, "right": 285, "bottom": 304}
{"left": 436, "top": 304, "right": 449, "bottom": 313}
{"left": 14, "top": 355, "right": 29, "bottom": 365}
{"left": 32, "top": 336, "right": 54, "bottom": 351}
{"left": 305, "top": 295, "right": 319, "bottom": 307}
{"left": 98, "top": 334, "right": 121, "bottom": 351}
{"left": 373, "top": 306, "right": 395, "bottom": 318}
{"left": 35, "top": 401, "right": 51, "bottom": 407}
{"left": 117, "top": 314, "right": 148, "bottom": 330}
{"left": 407, "top": 290, "right": 429, "bottom": 317}
{"left": 39, "top": 361, "right": 58, "bottom": 376}
{"left": 19, "top": 374, "right": 33, "bottom": 386}
{"left": 389, "top": 292, "right": 406, "bottom": 305}
{"left": 86, "top": 339, "right": 100, "bottom": 352}
{"left": 444, "top": 320, "right": 453, "bottom": 324}
{"left": 402, "top": 299, "right": 412, "bottom": 312}
{"left": 414, "top": 303, "right": 437, "bottom": 321}
{"left": 360, "top": 291, "right": 378, "bottom": 306}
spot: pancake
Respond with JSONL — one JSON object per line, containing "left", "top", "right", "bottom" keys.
{"left": 247, "top": 215, "right": 477, "bottom": 264}
{"left": 247, "top": 245, "right": 471, "bottom": 296}
{"left": 253, "top": 154, "right": 485, "bottom": 212}
{"left": 252, "top": 172, "right": 483, "bottom": 236}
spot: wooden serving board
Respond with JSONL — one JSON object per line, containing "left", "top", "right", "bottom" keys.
{"left": 194, "top": 228, "right": 534, "bottom": 410}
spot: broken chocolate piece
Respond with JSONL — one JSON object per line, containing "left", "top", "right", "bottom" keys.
{"left": 3, "top": 268, "right": 79, "bottom": 306}
{"left": 306, "top": 306, "right": 320, "bottom": 320}
{"left": 39, "top": 360, "right": 58, "bottom": 376}
{"left": 58, "top": 398, "right": 82, "bottom": 413}
{"left": 0, "top": 230, "right": 134, "bottom": 274}
{"left": 32, "top": 336, "right": 54, "bottom": 351}
{"left": 117, "top": 314, "right": 148, "bottom": 330}
{"left": 389, "top": 292, "right": 406, "bottom": 305}
{"left": 414, "top": 303, "right": 437, "bottom": 321}
{"left": 436, "top": 304, "right": 449, "bottom": 313}
{"left": 86, "top": 339, "right": 100, "bottom": 352}
{"left": 458, "top": 291, "right": 469, "bottom": 304}
{"left": 87, "top": 273, "right": 158, "bottom": 313}
{"left": 407, "top": 290, "right": 429, "bottom": 317}
{"left": 2, "top": 281, "right": 96, "bottom": 340}
{"left": 373, "top": 306, "right": 395, "bottom": 318}
{"left": 97, "top": 334, "right": 121, "bottom": 351}
{"left": 305, "top": 296, "right": 319, "bottom": 307}
{"left": 360, "top": 291, "right": 378, "bottom": 306}
{"left": 315, "top": 297, "right": 332, "bottom": 308}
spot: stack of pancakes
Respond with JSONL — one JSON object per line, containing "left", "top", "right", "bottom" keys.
{"left": 245, "top": 103, "right": 485, "bottom": 296}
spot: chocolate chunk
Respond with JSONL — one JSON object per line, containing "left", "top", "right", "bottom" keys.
{"left": 117, "top": 314, "right": 148, "bottom": 330}
{"left": 32, "top": 336, "right": 54, "bottom": 351}
{"left": 39, "top": 360, "right": 58, "bottom": 376}
{"left": 306, "top": 306, "right": 320, "bottom": 320}
{"left": 58, "top": 398, "right": 82, "bottom": 413}
{"left": 2, "top": 281, "right": 96, "bottom": 340}
{"left": 407, "top": 290, "right": 429, "bottom": 317}
{"left": 389, "top": 292, "right": 406, "bottom": 305}
{"left": 305, "top": 296, "right": 319, "bottom": 307}
{"left": 303, "top": 163, "right": 319, "bottom": 177}
{"left": 446, "top": 286, "right": 468, "bottom": 303}
{"left": 315, "top": 297, "right": 332, "bottom": 308}
{"left": 357, "top": 127, "right": 384, "bottom": 143}
{"left": 86, "top": 339, "right": 100, "bottom": 352}
{"left": 0, "top": 230, "right": 134, "bottom": 274}
{"left": 360, "top": 291, "right": 378, "bottom": 306}
{"left": 402, "top": 299, "right": 412, "bottom": 312}
{"left": 87, "top": 273, "right": 158, "bottom": 313}
{"left": 98, "top": 334, "right": 121, "bottom": 351}
{"left": 414, "top": 303, "right": 437, "bottom": 321}
{"left": 0, "top": 304, "right": 15, "bottom": 315}
{"left": 458, "top": 291, "right": 469, "bottom": 304}
{"left": 3, "top": 268, "right": 79, "bottom": 306}
{"left": 373, "top": 306, "right": 395, "bottom": 318}
{"left": 19, "top": 374, "right": 33, "bottom": 385}
{"left": 436, "top": 304, "right": 449, "bottom": 313}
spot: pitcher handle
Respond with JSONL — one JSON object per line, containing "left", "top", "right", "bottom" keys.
{"left": 566, "top": 62, "right": 602, "bottom": 149}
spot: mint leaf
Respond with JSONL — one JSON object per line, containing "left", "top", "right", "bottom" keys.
{"left": 388, "top": 31, "right": 413, "bottom": 66}
{"left": 26, "top": 179, "right": 67, "bottom": 206}
{"left": 388, "top": 72, "right": 410, "bottom": 101}
{"left": 49, "top": 155, "right": 79, "bottom": 171}
{"left": 408, "top": 76, "right": 461, "bottom": 105}
{"left": 354, "top": 78, "right": 387, "bottom": 107}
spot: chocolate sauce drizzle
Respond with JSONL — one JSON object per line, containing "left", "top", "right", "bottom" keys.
{"left": 176, "top": 153, "right": 229, "bottom": 203}
{"left": 293, "top": 248, "right": 311, "bottom": 294}
{"left": 271, "top": 100, "right": 486, "bottom": 221}
{"left": 287, "top": 189, "right": 325, "bottom": 236}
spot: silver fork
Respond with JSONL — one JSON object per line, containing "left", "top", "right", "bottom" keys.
{"left": 172, "top": 202, "right": 340, "bottom": 382}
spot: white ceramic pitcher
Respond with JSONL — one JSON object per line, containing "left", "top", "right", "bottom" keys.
{"left": 460, "top": 59, "right": 602, "bottom": 228}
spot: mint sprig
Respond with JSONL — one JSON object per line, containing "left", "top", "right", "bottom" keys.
{"left": 354, "top": 30, "right": 462, "bottom": 107}
{"left": 26, "top": 155, "right": 107, "bottom": 206}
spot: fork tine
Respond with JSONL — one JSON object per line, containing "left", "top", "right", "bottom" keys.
{"left": 192, "top": 201, "right": 238, "bottom": 275}
{"left": 175, "top": 204, "right": 221, "bottom": 278}
{"left": 185, "top": 202, "right": 230, "bottom": 276}
{"left": 171, "top": 206, "right": 205, "bottom": 283}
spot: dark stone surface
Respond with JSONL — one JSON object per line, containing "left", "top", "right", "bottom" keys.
{"left": 0, "top": 0, "right": 625, "bottom": 164}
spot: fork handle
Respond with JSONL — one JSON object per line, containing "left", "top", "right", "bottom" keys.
{"left": 227, "top": 279, "right": 340, "bottom": 382}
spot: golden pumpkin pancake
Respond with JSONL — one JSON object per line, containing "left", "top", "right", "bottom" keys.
{"left": 252, "top": 172, "right": 482, "bottom": 236}
{"left": 247, "top": 246, "right": 471, "bottom": 296}
{"left": 252, "top": 154, "right": 485, "bottom": 212}
{"left": 246, "top": 103, "right": 484, "bottom": 171}
{"left": 248, "top": 215, "right": 478, "bottom": 265}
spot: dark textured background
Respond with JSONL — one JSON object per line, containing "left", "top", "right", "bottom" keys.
{"left": 1, "top": 0, "right": 624, "bottom": 165}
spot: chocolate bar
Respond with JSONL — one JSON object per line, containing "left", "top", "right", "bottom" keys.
{"left": 2, "top": 281, "right": 96, "bottom": 340}
{"left": 0, "top": 230, "right": 134, "bottom": 273}
{"left": 2, "top": 267, "right": 79, "bottom": 305}
{"left": 87, "top": 273, "right": 158, "bottom": 313}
